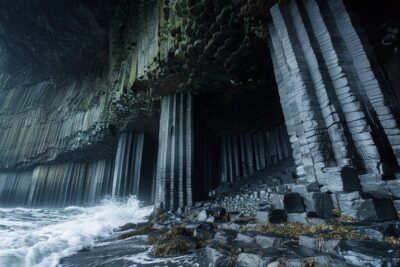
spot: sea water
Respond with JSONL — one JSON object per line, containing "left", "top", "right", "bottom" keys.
{"left": 0, "top": 197, "right": 153, "bottom": 267}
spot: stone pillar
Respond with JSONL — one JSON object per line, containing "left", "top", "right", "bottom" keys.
{"left": 155, "top": 92, "right": 193, "bottom": 210}
{"left": 268, "top": 0, "right": 400, "bottom": 196}
{"left": 112, "top": 132, "right": 155, "bottom": 200}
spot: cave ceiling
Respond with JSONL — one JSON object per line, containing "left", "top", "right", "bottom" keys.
{"left": 0, "top": 0, "right": 126, "bottom": 76}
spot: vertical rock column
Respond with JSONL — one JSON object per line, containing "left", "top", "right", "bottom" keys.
{"left": 326, "top": 0, "right": 400, "bottom": 166}
{"left": 112, "top": 132, "right": 155, "bottom": 201}
{"left": 219, "top": 127, "right": 292, "bottom": 183}
{"left": 268, "top": 0, "right": 400, "bottom": 195}
{"left": 269, "top": 1, "right": 339, "bottom": 184}
{"left": 155, "top": 92, "right": 193, "bottom": 210}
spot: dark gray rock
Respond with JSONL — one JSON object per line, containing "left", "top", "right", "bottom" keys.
{"left": 210, "top": 207, "right": 227, "bottom": 219}
{"left": 236, "top": 232, "right": 257, "bottom": 244}
{"left": 354, "top": 228, "right": 384, "bottom": 241}
{"left": 283, "top": 193, "right": 305, "bottom": 213}
{"left": 256, "top": 209, "right": 270, "bottom": 226}
{"left": 185, "top": 222, "right": 203, "bottom": 230}
{"left": 312, "top": 192, "right": 334, "bottom": 218}
{"left": 218, "top": 221, "right": 245, "bottom": 232}
{"left": 337, "top": 192, "right": 397, "bottom": 221}
{"left": 387, "top": 180, "right": 400, "bottom": 198}
{"left": 206, "top": 245, "right": 231, "bottom": 267}
{"left": 269, "top": 210, "right": 287, "bottom": 224}
{"left": 287, "top": 212, "right": 308, "bottom": 224}
{"left": 393, "top": 200, "right": 400, "bottom": 214}
{"left": 228, "top": 211, "right": 242, "bottom": 221}
{"left": 236, "top": 252, "right": 274, "bottom": 267}
{"left": 334, "top": 240, "right": 400, "bottom": 267}
{"left": 256, "top": 233, "right": 285, "bottom": 248}
{"left": 213, "top": 229, "right": 237, "bottom": 244}
{"left": 270, "top": 194, "right": 285, "bottom": 209}
{"left": 299, "top": 234, "right": 340, "bottom": 254}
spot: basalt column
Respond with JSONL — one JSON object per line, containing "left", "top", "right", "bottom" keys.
{"left": 155, "top": 92, "right": 194, "bottom": 210}
{"left": 268, "top": 0, "right": 400, "bottom": 196}
{"left": 220, "top": 126, "right": 292, "bottom": 184}
{"left": 112, "top": 132, "right": 156, "bottom": 202}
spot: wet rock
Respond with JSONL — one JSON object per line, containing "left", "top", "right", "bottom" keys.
{"left": 256, "top": 233, "right": 285, "bottom": 248}
{"left": 236, "top": 231, "right": 257, "bottom": 243}
{"left": 359, "top": 174, "right": 394, "bottom": 198}
{"left": 206, "top": 215, "right": 215, "bottom": 223}
{"left": 334, "top": 240, "right": 400, "bottom": 267}
{"left": 185, "top": 222, "right": 203, "bottom": 230}
{"left": 193, "top": 228, "right": 214, "bottom": 240}
{"left": 197, "top": 210, "right": 208, "bottom": 222}
{"left": 218, "top": 221, "right": 245, "bottom": 232}
{"left": 114, "top": 222, "right": 136, "bottom": 232}
{"left": 354, "top": 228, "right": 385, "bottom": 241}
{"left": 237, "top": 252, "right": 273, "bottom": 267}
{"left": 211, "top": 207, "right": 227, "bottom": 219}
{"left": 206, "top": 244, "right": 231, "bottom": 267}
{"left": 256, "top": 210, "right": 270, "bottom": 225}
{"left": 287, "top": 213, "right": 308, "bottom": 224}
{"left": 214, "top": 229, "right": 237, "bottom": 244}
{"left": 304, "top": 192, "right": 334, "bottom": 218}
{"left": 228, "top": 211, "right": 242, "bottom": 221}
{"left": 270, "top": 194, "right": 285, "bottom": 209}
{"left": 337, "top": 192, "right": 397, "bottom": 221}
{"left": 256, "top": 209, "right": 287, "bottom": 225}
{"left": 299, "top": 234, "right": 340, "bottom": 254}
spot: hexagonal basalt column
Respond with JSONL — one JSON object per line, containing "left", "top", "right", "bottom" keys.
{"left": 267, "top": 0, "right": 400, "bottom": 196}
{"left": 155, "top": 92, "right": 194, "bottom": 210}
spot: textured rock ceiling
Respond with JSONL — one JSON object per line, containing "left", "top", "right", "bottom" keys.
{"left": 0, "top": 0, "right": 125, "bottom": 75}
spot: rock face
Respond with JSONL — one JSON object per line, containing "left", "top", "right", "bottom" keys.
{"left": 0, "top": 0, "right": 399, "bottom": 226}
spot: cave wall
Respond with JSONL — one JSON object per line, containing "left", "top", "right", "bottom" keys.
{"left": 0, "top": 159, "right": 115, "bottom": 207}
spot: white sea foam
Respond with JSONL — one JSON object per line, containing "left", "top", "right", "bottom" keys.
{"left": 0, "top": 197, "right": 152, "bottom": 267}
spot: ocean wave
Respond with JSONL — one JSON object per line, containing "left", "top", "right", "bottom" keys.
{"left": 0, "top": 196, "right": 152, "bottom": 267}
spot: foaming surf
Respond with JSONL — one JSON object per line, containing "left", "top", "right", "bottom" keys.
{"left": 0, "top": 196, "right": 153, "bottom": 267}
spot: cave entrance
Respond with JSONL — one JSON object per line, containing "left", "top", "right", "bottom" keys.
{"left": 192, "top": 80, "right": 293, "bottom": 202}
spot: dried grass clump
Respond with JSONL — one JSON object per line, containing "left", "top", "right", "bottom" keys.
{"left": 302, "top": 257, "right": 318, "bottom": 267}
{"left": 258, "top": 222, "right": 312, "bottom": 238}
{"left": 311, "top": 223, "right": 368, "bottom": 240}
{"left": 333, "top": 208, "right": 354, "bottom": 222}
{"left": 258, "top": 222, "right": 367, "bottom": 240}
{"left": 148, "top": 225, "right": 195, "bottom": 256}
{"left": 227, "top": 249, "right": 240, "bottom": 267}
{"left": 153, "top": 235, "right": 190, "bottom": 256}
{"left": 385, "top": 236, "right": 400, "bottom": 246}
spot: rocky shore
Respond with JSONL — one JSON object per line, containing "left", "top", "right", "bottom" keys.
{"left": 114, "top": 161, "right": 400, "bottom": 267}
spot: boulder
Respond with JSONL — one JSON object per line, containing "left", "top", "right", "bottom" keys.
{"left": 237, "top": 252, "right": 273, "bottom": 267}
{"left": 256, "top": 209, "right": 287, "bottom": 225}
{"left": 299, "top": 234, "right": 340, "bottom": 254}
{"left": 197, "top": 210, "right": 208, "bottom": 222}
{"left": 283, "top": 193, "right": 305, "bottom": 213}
{"left": 337, "top": 192, "right": 397, "bottom": 221}
{"left": 334, "top": 240, "right": 400, "bottom": 267}
{"left": 287, "top": 212, "right": 308, "bottom": 224}
{"left": 206, "top": 245, "right": 231, "bottom": 267}
{"left": 256, "top": 233, "right": 285, "bottom": 248}
{"left": 237, "top": 232, "right": 257, "bottom": 244}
